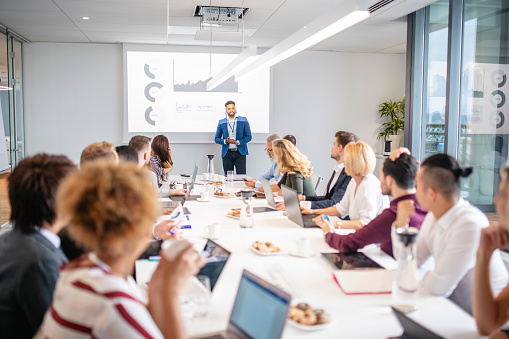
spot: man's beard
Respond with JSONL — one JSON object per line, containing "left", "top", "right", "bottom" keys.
{"left": 269, "top": 155, "right": 277, "bottom": 164}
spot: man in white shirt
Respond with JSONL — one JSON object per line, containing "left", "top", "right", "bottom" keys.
{"left": 393, "top": 151, "right": 508, "bottom": 312}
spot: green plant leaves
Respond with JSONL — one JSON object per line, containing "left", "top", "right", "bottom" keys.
{"left": 377, "top": 96, "right": 405, "bottom": 140}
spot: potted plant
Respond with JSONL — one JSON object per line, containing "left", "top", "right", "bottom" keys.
{"left": 377, "top": 96, "right": 405, "bottom": 154}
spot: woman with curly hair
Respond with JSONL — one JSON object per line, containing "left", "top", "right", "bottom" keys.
{"left": 36, "top": 161, "right": 204, "bottom": 338}
{"left": 273, "top": 138, "right": 316, "bottom": 196}
{"left": 150, "top": 135, "right": 173, "bottom": 187}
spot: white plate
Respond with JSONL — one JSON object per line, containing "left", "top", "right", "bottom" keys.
{"left": 288, "top": 250, "right": 317, "bottom": 258}
{"left": 196, "top": 198, "right": 210, "bottom": 202}
{"left": 203, "top": 232, "right": 222, "bottom": 240}
{"left": 286, "top": 319, "right": 336, "bottom": 331}
{"left": 213, "top": 194, "right": 235, "bottom": 199}
{"left": 249, "top": 246, "right": 282, "bottom": 256}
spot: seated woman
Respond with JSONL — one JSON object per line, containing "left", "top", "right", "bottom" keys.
{"left": 304, "top": 141, "right": 388, "bottom": 230}
{"left": 36, "top": 161, "right": 204, "bottom": 338}
{"left": 0, "top": 154, "right": 76, "bottom": 339}
{"left": 273, "top": 139, "right": 316, "bottom": 196}
{"left": 150, "top": 134, "right": 173, "bottom": 187}
{"left": 474, "top": 166, "right": 509, "bottom": 337}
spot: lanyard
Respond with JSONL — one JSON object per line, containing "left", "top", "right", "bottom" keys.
{"left": 227, "top": 117, "right": 237, "bottom": 135}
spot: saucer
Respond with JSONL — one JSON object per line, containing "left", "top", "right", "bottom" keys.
{"left": 288, "top": 250, "right": 317, "bottom": 258}
{"left": 203, "top": 232, "right": 221, "bottom": 240}
{"left": 197, "top": 198, "right": 210, "bottom": 202}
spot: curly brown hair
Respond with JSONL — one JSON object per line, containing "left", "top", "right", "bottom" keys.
{"left": 57, "top": 161, "right": 160, "bottom": 258}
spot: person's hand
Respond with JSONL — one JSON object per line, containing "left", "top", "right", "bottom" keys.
{"left": 478, "top": 222, "right": 509, "bottom": 258}
{"left": 153, "top": 220, "right": 177, "bottom": 240}
{"left": 148, "top": 244, "right": 205, "bottom": 299}
{"left": 169, "top": 189, "right": 187, "bottom": 196}
{"left": 301, "top": 206, "right": 313, "bottom": 215}
{"left": 275, "top": 202, "right": 286, "bottom": 211}
{"left": 313, "top": 215, "right": 332, "bottom": 234}
{"left": 163, "top": 161, "right": 172, "bottom": 168}
{"left": 298, "top": 194, "right": 305, "bottom": 201}
{"left": 244, "top": 178, "right": 256, "bottom": 188}
{"left": 163, "top": 209, "right": 172, "bottom": 215}
{"left": 394, "top": 200, "right": 415, "bottom": 227}
{"left": 389, "top": 147, "right": 411, "bottom": 161}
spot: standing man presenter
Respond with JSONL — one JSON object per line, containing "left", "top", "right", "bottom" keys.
{"left": 215, "top": 100, "right": 252, "bottom": 175}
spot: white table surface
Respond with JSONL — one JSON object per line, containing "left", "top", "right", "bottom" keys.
{"left": 136, "top": 175, "right": 483, "bottom": 339}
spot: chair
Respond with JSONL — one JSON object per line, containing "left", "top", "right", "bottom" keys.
{"left": 310, "top": 173, "right": 323, "bottom": 191}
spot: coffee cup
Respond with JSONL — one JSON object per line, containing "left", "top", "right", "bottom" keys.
{"left": 202, "top": 173, "right": 210, "bottom": 180}
{"left": 205, "top": 184, "right": 215, "bottom": 193}
{"left": 212, "top": 174, "right": 220, "bottom": 181}
{"left": 208, "top": 223, "right": 220, "bottom": 239}
{"left": 161, "top": 239, "right": 189, "bottom": 260}
{"left": 295, "top": 237, "right": 310, "bottom": 255}
{"left": 175, "top": 183, "right": 184, "bottom": 190}
{"left": 200, "top": 191, "right": 210, "bottom": 201}
{"left": 299, "top": 201, "right": 312, "bottom": 210}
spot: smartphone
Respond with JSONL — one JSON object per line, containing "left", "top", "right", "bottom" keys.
{"left": 321, "top": 215, "right": 334, "bottom": 228}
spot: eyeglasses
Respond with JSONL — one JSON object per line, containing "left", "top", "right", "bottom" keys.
{"left": 265, "top": 148, "right": 274, "bottom": 153}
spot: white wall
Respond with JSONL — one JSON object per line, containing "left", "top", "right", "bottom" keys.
{"left": 23, "top": 43, "right": 405, "bottom": 192}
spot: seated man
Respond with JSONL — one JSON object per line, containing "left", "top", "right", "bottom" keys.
{"left": 244, "top": 134, "right": 282, "bottom": 190}
{"left": 115, "top": 145, "right": 138, "bottom": 164}
{"left": 315, "top": 153, "right": 426, "bottom": 258}
{"left": 0, "top": 154, "right": 76, "bottom": 338}
{"left": 393, "top": 150, "right": 508, "bottom": 311}
{"left": 128, "top": 135, "right": 186, "bottom": 197}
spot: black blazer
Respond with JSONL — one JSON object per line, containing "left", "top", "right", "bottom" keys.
{"left": 306, "top": 168, "right": 351, "bottom": 209}
{"left": 0, "top": 228, "right": 67, "bottom": 338}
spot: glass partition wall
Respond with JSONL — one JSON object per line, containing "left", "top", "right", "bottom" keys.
{"left": 407, "top": 0, "right": 509, "bottom": 211}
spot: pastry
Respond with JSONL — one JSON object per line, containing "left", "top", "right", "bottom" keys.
{"left": 288, "top": 303, "right": 331, "bottom": 326}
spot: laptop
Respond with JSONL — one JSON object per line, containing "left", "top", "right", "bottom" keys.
{"left": 252, "top": 178, "right": 278, "bottom": 213}
{"left": 199, "top": 269, "right": 291, "bottom": 339}
{"left": 169, "top": 165, "right": 200, "bottom": 202}
{"left": 391, "top": 307, "right": 444, "bottom": 339}
{"left": 198, "top": 240, "right": 231, "bottom": 291}
{"left": 281, "top": 185, "right": 320, "bottom": 228}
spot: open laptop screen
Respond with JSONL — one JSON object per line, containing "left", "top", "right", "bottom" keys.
{"left": 230, "top": 272, "right": 290, "bottom": 339}
{"left": 198, "top": 240, "right": 230, "bottom": 291}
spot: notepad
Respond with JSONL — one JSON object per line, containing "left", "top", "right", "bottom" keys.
{"left": 332, "top": 269, "right": 395, "bottom": 295}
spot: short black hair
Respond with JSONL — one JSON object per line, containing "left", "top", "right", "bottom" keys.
{"left": 116, "top": 145, "right": 138, "bottom": 164}
{"left": 225, "top": 100, "right": 235, "bottom": 107}
{"left": 420, "top": 153, "right": 473, "bottom": 200}
{"left": 9, "top": 154, "right": 76, "bottom": 233}
{"left": 383, "top": 153, "right": 418, "bottom": 189}
{"left": 283, "top": 134, "right": 297, "bottom": 146}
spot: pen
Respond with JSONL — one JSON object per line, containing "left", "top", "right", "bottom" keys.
{"left": 148, "top": 256, "right": 161, "bottom": 261}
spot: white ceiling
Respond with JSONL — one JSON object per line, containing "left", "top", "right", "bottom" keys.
{"left": 0, "top": 0, "right": 437, "bottom": 51}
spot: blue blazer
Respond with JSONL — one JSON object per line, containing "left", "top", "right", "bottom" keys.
{"left": 306, "top": 168, "right": 351, "bottom": 209}
{"left": 214, "top": 116, "right": 252, "bottom": 157}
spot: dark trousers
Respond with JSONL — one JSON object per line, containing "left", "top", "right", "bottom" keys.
{"left": 222, "top": 149, "right": 246, "bottom": 175}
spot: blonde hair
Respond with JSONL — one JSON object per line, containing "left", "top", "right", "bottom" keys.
{"left": 57, "top": 161, "right": 160, "bottom": 258}
{"left": 343, "top": 141, "right": 376, "bottom": 176}
{"left": 80, "top": 141, "right": 117, "bottom": 166}
{"left": 272, "top": 139, "right": 312, "bottom": 179}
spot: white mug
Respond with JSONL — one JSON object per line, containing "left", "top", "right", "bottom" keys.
{"left": 208, "top": 223, "right": 220, "bottom": 238}
{"left": 295, "top": 237, "right": 310, "bottom": 255}
{"left": 161, "top": 239, "right": 189, "bottom": 260}
{"left": 200, "top": 191, "right": 210, "bottom": 201}
{"left": 299, "top": 201, "right": 312, "bottom": 210}
{"left": 202, "top": 173, "right": 210, "bottom": 180}
{"left": 175, "top": 183, "right": 184, "bottom": 190}
{"left": 212, "top": 173, "right": 220, "bottom": 181}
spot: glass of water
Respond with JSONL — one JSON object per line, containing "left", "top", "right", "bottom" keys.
{"left": 227, "top": 170, "right": 234, "bottom": 183}
{"left": 181, "top": 275, "right": 211, "bottom": 318}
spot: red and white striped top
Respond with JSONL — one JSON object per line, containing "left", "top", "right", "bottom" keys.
{"left": 35, "top": 253, "right": 163, "bottom": 339}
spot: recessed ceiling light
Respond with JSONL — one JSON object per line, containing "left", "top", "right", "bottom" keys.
{"left": 82, "top": 16, "right": 89, "bottom": 20}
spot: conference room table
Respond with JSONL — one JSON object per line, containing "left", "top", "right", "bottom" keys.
{"left": 136, "top": 175, "right": 482, "bottom": 339}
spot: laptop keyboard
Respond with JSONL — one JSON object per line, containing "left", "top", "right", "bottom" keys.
{"left": 303, "top": 214, "right": 320, "bottom": 227}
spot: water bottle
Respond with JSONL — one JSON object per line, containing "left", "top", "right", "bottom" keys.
{"left": 206, "top": 154, "right": 215, "bottom": 174}
{"left": 239, "top": 189, "right": 254, "bottom": 228}
{"left": 392, "top": 227, "right": 419, "bottom": 312}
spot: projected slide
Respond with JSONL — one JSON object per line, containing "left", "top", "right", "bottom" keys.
{"left": 127, "top": 51, "right": 270, "bottom": 133}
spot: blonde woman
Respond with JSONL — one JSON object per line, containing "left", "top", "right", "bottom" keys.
{"left": 36, "top": 161, "right": 204, "bottom": 339}
{"left": 303, "top": 141, "right": 388, "bottom": 230}
{"left": 474, "top": 167, "right": 509, "bottom": 338}
{"left": 273, "top": 139, "right": 316, "bottom": 196}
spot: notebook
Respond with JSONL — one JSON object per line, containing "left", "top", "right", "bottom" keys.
{"left": 199, "top": 269, "right": 291, "bottom": 339}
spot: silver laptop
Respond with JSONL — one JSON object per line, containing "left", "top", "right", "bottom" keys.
{"left": 253, "top": 178, "right": 278, "bottom": 213}
{"left": 169, "top": 165, "right": 200, "bottom": 202}
{"left": 281, "top": 185, "right": 320, "bottom": 228}
{"left": 198, "top": 269, "right": 291, "bottom": 339}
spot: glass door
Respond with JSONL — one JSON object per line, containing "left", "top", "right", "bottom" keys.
{"left": 7, "top": 36, "right": 24, "bottom": 168}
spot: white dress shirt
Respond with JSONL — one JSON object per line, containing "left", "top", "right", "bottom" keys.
{"left": 335, "top": 172, "right": 389, "bottom": 226}
{"left": 37, "top": 227, "right": 61, "bottom": 249}
{"left": 413, "top": 198, "right": 508, "bottom": 297}
{"left": 328, "top": 163, "right": 344, "bottom": 193}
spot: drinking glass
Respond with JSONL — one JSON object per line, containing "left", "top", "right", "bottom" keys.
{"left": 227, "top": 170, "right": 234, "bottom": 183}
{"left": 181, "top": 275, "right": 211, "bottom": 318}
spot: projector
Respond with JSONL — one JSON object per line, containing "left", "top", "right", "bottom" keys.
{"left": 202, "top": 12, "right": 238, "bottom": 25}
